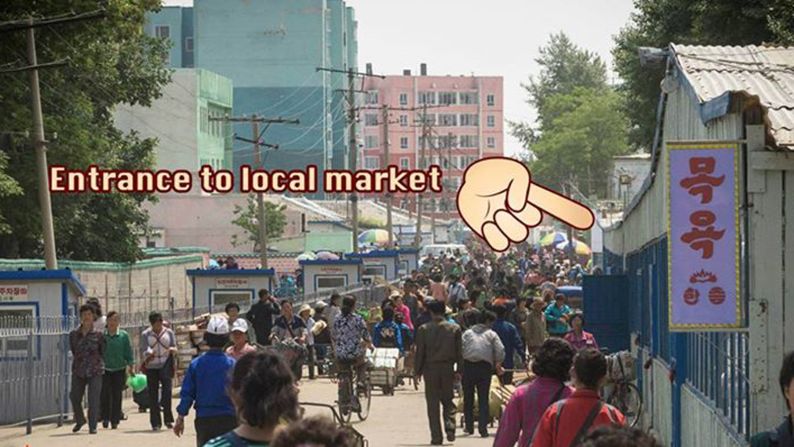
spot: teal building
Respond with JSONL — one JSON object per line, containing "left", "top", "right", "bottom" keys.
{"left": 145, "top": 0, "right": 358, "bottom": 195}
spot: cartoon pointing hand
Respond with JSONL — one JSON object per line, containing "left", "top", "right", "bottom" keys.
{"left": 456, "top": 157, "right": 595, "bottom": 252}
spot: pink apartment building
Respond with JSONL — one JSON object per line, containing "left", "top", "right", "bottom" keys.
{"left": 361, "top": 64, "right": 504, "bottom": 219}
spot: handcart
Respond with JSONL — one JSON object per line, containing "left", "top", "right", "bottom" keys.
{"left": 365, "top": 347, "right": 402, "bottom": 395}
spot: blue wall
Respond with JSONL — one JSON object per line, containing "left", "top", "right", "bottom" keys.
{"left": 146, "top": 7, "right": 184, "bottom": 68}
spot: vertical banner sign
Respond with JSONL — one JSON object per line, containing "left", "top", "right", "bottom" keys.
{"left": 668, "top": 142, "right": 741, "bottom": 331}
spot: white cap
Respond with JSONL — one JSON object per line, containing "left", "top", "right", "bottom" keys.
{"left": 231, "top": 318, "right": 249, "bottom": 333}
{"left": 207, "top": 316, "right": 230, "bottom": 335}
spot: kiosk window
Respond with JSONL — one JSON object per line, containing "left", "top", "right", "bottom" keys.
{"left": 363, "top": 265, "right": 387, "bottom": 278}
{"left": 0, "top": 304, "right": 37, "bottom": 357}
{"left": 399, "top": 260, "right": 409, "bottom": 276}
{"left": 317, "top": 276, "right": 347, "bottom": 290}
{"left": 210, "top": 290, "right": 253, "bottom": 312}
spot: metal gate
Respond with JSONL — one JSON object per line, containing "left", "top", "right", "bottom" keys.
{"left": 583, "top": 275, "right": 630, "bottom": 352}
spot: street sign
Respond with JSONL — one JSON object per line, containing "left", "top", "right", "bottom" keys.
{"left": 667, "top": 142, "right": 741, "bottom": 330}
{"left": 0, "top": 284, "right": 29, "bottom": 302}
{"left": 215, "top": 278, "right": 249, "bottom": 289}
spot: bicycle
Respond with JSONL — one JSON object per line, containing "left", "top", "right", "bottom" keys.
{"left": 335, "top": 358, "right": 372, "bottom": 422}
{"left": 602, "top": 349, "right": 643, "bottom": 428}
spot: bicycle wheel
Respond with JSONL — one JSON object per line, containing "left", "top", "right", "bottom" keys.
{"left": 608, "top": 382, "right": 643, "bottom": 427}
{"left": 356, "top": 378, "right": 372, "bottom": 421}
{"left": 337, "top": 373, "right": 353, "bottom": 423}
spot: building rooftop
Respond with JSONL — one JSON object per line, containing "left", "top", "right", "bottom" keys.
{"left": 672, "top": 44, "right": 794, "bottom": 149}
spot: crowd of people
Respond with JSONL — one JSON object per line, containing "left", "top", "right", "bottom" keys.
{"left": 64, "top": 240, "right": 662, "bottom": 447}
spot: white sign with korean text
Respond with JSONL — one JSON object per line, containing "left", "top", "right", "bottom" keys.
{"left": 0, "top": 284, "right": 29, "bottom": 302}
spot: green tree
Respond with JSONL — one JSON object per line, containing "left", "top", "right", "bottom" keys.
{"left": 613, "top": 0, "right": 794, "bottom": 149}
{"left": 0, "top": 148, "right": 22, "bottom": 234}
{"left": 0, "top": 0, "right": 171, "bottom": 262}
{"left": 231, "top": 195, "right": 287, "bottom": 251}
{"left": 511, "top": 32, "right": 628, "bottom": 198}
{"left": 529, "top": 88, "right": 629, "bottom": 197}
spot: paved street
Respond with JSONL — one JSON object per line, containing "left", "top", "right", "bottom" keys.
{"left": 0, "top": 378, "right": 498, "bottom": 447}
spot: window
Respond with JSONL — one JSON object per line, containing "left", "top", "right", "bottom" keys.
{"left": 185, "top": 37, "right": 193, "bottom": 52}
{"left": 487, "top": 136, "right": 496, "bottom": 148}
{"left": 438, "top": 114, "right": 457, "bottom": 127}
{"left": 438, "top": 92, "right": 457, "bottom": 105}
{"left": 459, "top": 114, "right": 479, "bottom": 126}
{"left": 154, "top": 25, "right": 170, "bottom": 39}
{"left": 418, "top": 91, "right": 436, "bottom": 105}
{"left": 400, "top": 157, "right": 409, "bottom": 169}
{"left": 399, "top": 115, "right": 408, "bottom": 127}
{"left": 399, "top": 93, "right": 408, "bottom": 106}
{"left": 365, "top": 91, "right": 379, "bottom": 105}
{"left": 365, "top": 135, "right": 379, "bottom": 148}
{"left": 487, "top": 115, "right": 496, "bottom": 127}
{"left": 200, "top": 106, "right": 208, "bottom": 133}
{"left": 418, "top": 113, "right": 436, "bottom": 126}
{"left": 317, "top": 275, "right": 347, "bottom": 291}
{"left": 486, "top": 94, "right": 495, "bottom": 106}
{"left": 0, "top": 304, "right": 38, "bottom": 358}
{"left": 364, "top": 156, "right": 379, "bottom": 169}
{"left": 210, "top": 290, "right": 253, "bottom": 313}
{"left": 399, "top": 260, "right": 409, "bottom": 276}
{"left": 365, "top": 114, "right": 379, "bottom": 126}
{"left": 400, "top": 137, "right": 409, "bottom": 149}
{"left": 362, "top": 265, "right": 387, "bottom": 281}
{"left": 460, "top": 135, "right": 479, "bottom": 148}
{"left": 459, "top": 92, "right": 478, "bottom": 104}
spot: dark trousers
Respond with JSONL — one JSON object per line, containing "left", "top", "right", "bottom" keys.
{"left": 146, "top": 363, "right": 174, "bottom": 428}
{"left": 500, "top": 371, "right": 514, "bottom": 385}
{"left": 462, "top": 361, "right": 492, "bottom": 435}
{"left": 306, "top": 345, "right": 316, "bottom": 379}
{"left": 100, "top": 369, "right": 126, "bottom": 426}
{"left": 70, "top": 374, "right": 102, "bottom": 430}
{"left": 195, "top": 415, "right": 237, "bottom": 447}
{"left": 423, "top": 362, "right": 457, "bottom": 443}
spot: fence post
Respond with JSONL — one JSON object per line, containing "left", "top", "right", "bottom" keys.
{"left": 26, "top": 331, "right": 33, "bottom": 435}
{"left": 57, "top": 333, "right": 64, "bottom": 427}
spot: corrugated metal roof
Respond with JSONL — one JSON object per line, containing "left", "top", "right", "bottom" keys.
{"left": 672, "top": 44, "right": 794, "bottom": 147}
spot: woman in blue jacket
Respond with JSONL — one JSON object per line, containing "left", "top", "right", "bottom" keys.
{"left": 544, "top": 293, "right": 572, "bottom": 337}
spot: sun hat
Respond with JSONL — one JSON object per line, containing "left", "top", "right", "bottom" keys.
{"left": 231, "top": 318, "right": 249, "bottom": 333}
{"left": 206, "top": 316, "right": 230, "bottom": 335}
{"left": 298, "top": 303, "right": 314, "bottom": 316}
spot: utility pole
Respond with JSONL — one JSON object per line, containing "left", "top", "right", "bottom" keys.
{"left": 0, "top": 10, "right": 105, "bottom": 270}
{"left": 210, "top": 115, "right": 299, "bottom": 269}
{"left": 415, "top": 103, "right": 428, "bottom": 247}
{"left": 27, "top": 17, "right": 56, "bottom": 269}
{"left": 316, "top": 66, "right": 385, "bottom": 253}
{"left": 382, "top": 104, "right": 393, "bottom": 248}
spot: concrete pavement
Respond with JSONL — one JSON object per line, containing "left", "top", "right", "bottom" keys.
{"left": 0, "top": 378, "right": 499, "bottom": 447}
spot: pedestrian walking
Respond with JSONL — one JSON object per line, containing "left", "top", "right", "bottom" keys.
{"left": 204, "top": 351, "right": 300, "bottom": 447}
{"left": 392, "top": 292, "right": 414, "bottom": 331}
{"left": 545, "top": 293, "right": 572, "bottom": 337}
{"left": 460, "top": 308, "right": 504, "bottom": 438}
{"left": 492, "top": 305, "right": 525, "bottom": 385}
{"left": 174, "top": 316, "right": 237, "bottom": 447}
{"left": 394, "top": 311, "right": 413, "bottom": 350}
{"left": 525, "top": 297, "right": 548, "bottom": 357}
{"left": 246, "top": 289, "right": 280, "bottom": 346}
{"left": 69, "top": 304, "right": 106, "bottom": 434}
{"left": 226, "top": 319, "right": 257, "bottom": 361}
{"left": 751, "top": 350, "right": 794, "bottom": 446}
{"left": 140, "top": 311, "right": 177, "bottom": 431}
{"left": 447, "top": 274, "right": 468, "bottom": 312}
{"left": 226, "top": 302, "right": 257, "bottom": 345}
{"left": 100, "top": 311, "right": 133, "bottom": 429}
{"left": 272, "top": 300, "right": 307, "bottom": 379}
{"left": 510, "top": 297, "right": 530, "bottom": 344}
{"left": 414, "top": 299, "right": 463, "bottom": 445}
{"left": 298, "top": 304, "right": 317, "bottom": 379}
{"left": 323, "top": 293, "right": 342, "bottom": 329}
{"left": 494, "top": 338, "right": 576, "bottom": 447}
{"left": 564, "top": 313, "right": 599, "bottom": 351}
{"left": 372, "top": 306, "right": 404, "bottom": 353}
{"left": 531, "top": 348, "right": 626, "bottom": 447}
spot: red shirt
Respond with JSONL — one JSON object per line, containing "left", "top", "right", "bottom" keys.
{"left": 531, "top": 389, "right": 625, "bottom": 447}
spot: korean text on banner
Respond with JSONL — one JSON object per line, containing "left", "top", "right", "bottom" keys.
{"left": 667, "top": 142, "right": 741, "bottom": 331}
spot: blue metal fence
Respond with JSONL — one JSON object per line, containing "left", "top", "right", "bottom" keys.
{"left": 617, "top": 235, "right": 750, "bottom": 445}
